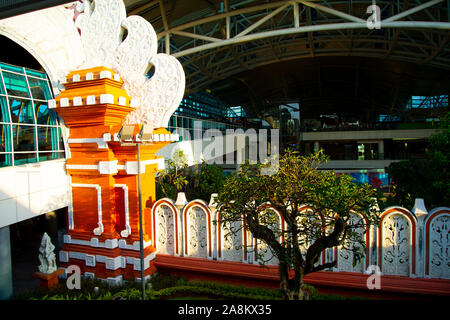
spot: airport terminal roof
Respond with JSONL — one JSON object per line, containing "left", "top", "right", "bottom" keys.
{"left": 124, "top": 0, "right": 449, "bottom": 119}
{"left": 3, "top": 0, "right": 450, "bottom": 120}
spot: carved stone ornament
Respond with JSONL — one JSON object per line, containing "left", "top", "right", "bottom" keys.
{"left": 156, "top": 205, "right": 174, "bottom": 255}
{"left": 382, "top": 214, "right": 410, "bottom": 276}
{"left": 188, "top": 207, "right": 208, "bottom": 259}
{"left": 38, "top": 232, "right": 58, "bottom": 274}
{"left": 338, "top": 213, "right": 365, "bottom": 273}
{"left": 72, "top": 0, "right": 185, "bottom": 128}
{"left": 222, "top": 221, "right": 243, "bottom": 262}
{"left": 429, "top": 214, "right": 450, "bottom": 279}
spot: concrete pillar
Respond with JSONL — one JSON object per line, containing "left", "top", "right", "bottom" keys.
{"left": 412, "top": 198, "right": 428, "bottom": 278}
{"left": 378, "top": 140, "right": 384, "bottom": 160}
{"left": 175, "top": 192, "right": 188, "bottom": 257}
{"left": 208, "top": 194, "right": 218, "bottom": 261}
{"left": 0, "top": 226, "right": 13, "bottom": 300}
{"left": 314, "top": 141, "right": 320, "bottom": 152}
{"left": 45, "top": 211, "right": 58, "bottom": 248}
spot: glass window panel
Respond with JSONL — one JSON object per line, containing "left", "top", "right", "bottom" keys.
{"left": 35, "top": 101, "right": 56, "bottom": 125}
{"left": 0, "top": 124, "right": 11, "bottom": 152}
{"left": 9, "top": 98, "right": 35, "bottom": 124}
{"left": 25, "top": 69, "right": 46, "bottom": 79}
{"left": 57, "top": 127, "right": 64, "bottom": 151}
{"left": 177, "top": 116, "right": 183, "bottom": 128}
{"left": 0, "top": 153, "right": 12, "bottom": 167}
{"left": 14, "top": 152, "right": 37, "bottom": 165}
{"left": 0, "top": 62, "right": 24, "bottom": 74}
{"left": 0, "top": 63, "right": 64, "bottom": 167}
{"left": 27, "top": 77, "right": 52, "bottom": 100}
{"left": 55, "top": 151, "right": 64, "bottom": 160}
{"left": 12, "top": 125, "right": 36, "bottom": 151}
{"left": 38, "top": 126, "right": 57, "bottom": 151}
{"left": 39, "top": 152, "right": 63, "bottom": 161}
{"left": 0, "top": 73, "right": 5, "bottom": 95}
{"left": 0, "top": 96, "right": 10, "bottom": 122}
{"left": 2, "top": 71, "right": 30, "bottom": 98}
{"left": 38, "top": 152, "right": 52, "bottom": 162}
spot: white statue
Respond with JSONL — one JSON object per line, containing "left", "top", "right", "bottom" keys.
{"left": 38, "top": 233, "right": 57, "bottom": 274}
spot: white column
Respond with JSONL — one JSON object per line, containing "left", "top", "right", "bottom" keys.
{"left": 314, "top": 141, "right": 320, "bottom": 152}
{"left": 175, "top": 192, "right": 188, "bottom": 257}
{"left": 0, "top": 226, "right": 13, "bottom": 300}
{"left": 412, "top": 198, "right": 428, "bottom": 278}
{"left": 209, "top": 193, "right": 219, "bottom": 260}
{"left": 378, "top": 140, "right": 384, "bottom": 159}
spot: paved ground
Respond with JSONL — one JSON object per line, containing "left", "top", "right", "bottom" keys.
{"left": 11, "top": 238, "right": 41, "bottom": 295}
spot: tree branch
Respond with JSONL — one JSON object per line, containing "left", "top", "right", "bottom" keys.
{"left": 304, "top": 218, "right": 346, "bottom": 274}
{"left": 311, "top": 261, "right": 337, "bottom": 273}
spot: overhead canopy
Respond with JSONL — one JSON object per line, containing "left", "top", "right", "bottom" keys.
{"left": 3, "top": 1, "right": 448, "bottom": 121}
{"left": 124, "top": 0, "right": 449, "bottom": 120}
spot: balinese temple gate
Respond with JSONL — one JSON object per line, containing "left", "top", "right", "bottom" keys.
{"left": 52, "top": 0, "right": 185, "bottom": 283}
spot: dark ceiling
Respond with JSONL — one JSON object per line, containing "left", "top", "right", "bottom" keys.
{"left": 2, "top": 1, "right": 449, "bottom": 121}
{"left": 208, "top": 56, "right": 450, "bottom": 119}
{"left": 123, "top": 0, "right": 450, "bottom": 120}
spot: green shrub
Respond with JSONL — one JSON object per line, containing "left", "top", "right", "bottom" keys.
{"left": 13, "top": 277, "right": 141, "bottom": 300}
{"left": 147, "top": 273, "right": 282, "bottom": 300}
{"left": 149, "top": 272, "right": 188, "bottom": 291}
{"left": 15, "top": 272, "right": 361, "bottom": 300}
{"left": 147, "top": 285, "right": 281, "bottom": 300}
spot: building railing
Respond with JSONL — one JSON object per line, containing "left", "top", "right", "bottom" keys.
{"left": 152, "top": 194, "right": 450, "bottom": 280}
{"left": 321, "top": 152, "right": 425, "bottom": 161}
{"left": 167, "top": 114, "right": 250, "bottom": 141}
{"left": 301, "top": 121, "right": 439, "bottom": 133}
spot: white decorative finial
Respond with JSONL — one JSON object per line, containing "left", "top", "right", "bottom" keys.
{"left": 76, "top": 0, "right": 125, "bottom": 69}
{"left": 209, "top": 193, "right": 219, "bottom": 210}
{"left": 73, "top": 0, "right": 185, "bottom": 128}
{"left": 412, "top": 198, "right": 428, "bottom": 217}
{"left": 175, "top": 192, "right": 188, "bottom": 210}
{"left": 38, "top": 233, "right": 57, "bottom": 274}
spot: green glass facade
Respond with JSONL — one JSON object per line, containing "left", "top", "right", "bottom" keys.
{"left": 169, "top": 91, "right": 251, "bottom": 141}
{"left": 0, "top": 62, "right": 64, "bottom": 167}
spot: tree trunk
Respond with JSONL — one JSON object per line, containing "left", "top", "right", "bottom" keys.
{"left": 279, "top": 262, "right": 306, "bottom": 300}
{"left": 279, "top": 262, "right": 292, "bottom": 300}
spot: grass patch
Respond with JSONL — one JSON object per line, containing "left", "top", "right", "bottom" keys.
{"left": 147, "top": 273, "right": 312, "bottom": 300}
{"left": 13, "top": 272, "right": 367, "bottom": 300}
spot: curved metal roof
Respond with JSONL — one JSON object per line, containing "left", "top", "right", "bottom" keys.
{"left": 126, "top": 0, "right": 449, "bottom": 118}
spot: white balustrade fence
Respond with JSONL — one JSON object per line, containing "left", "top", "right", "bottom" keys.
{"left": 152, "top": 194, "right": 450, "bottom": 279}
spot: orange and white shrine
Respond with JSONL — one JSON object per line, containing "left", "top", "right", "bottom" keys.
{"left": 52, "top": 0, "right": 185, "bottom": 283}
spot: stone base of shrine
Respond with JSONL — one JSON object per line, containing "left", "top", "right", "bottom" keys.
{"left": 59, "top": 259, "right": 157, "bottom": 285}
{"left": 59, "top": 242, "right": 158, "bottom": 284}
{"left": 33, "top": 269, "right": 65, "bottom": 290}
{"left": 153, "top": 254, "right": 450, "bottom": 299}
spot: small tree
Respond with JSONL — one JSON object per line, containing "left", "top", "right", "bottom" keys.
{"left": 215, "top": 151, "right": 378, "bottom": 300}
{"left": 190, "top": 161, "right": 226, "bottom": 201}
{"left": 156, "top": 150, "right": 227, "bottom": 201}
{"left": 388, "top": 112, "right": 450, "bottom": 208}
{"left": 156, "top": 150, "right": 189, "bottom": 199}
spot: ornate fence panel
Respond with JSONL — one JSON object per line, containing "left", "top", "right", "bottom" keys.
{"left": 254, "top": 205, "right": 284, "bottom": 266}
{"left": 297, "top": 205, "right": 324, "bottom": 268}
{"left": 183, "top": 200, "right": 212, "bottom": 259}
{"left": 219, "top": 219, "right": 245, "bottom": 262}
{"left": 336, "top": 213, "right": 369, "bottom": 273}
{"left": 425, "top": 208, "right": 450, "bottom": 279}
{"left": 378, "top": 207, "right": 417, "bottom": 277}
{"left": 151, "top": 193, "right": 450, "bottom": 281}
{"left": 152, "top": 199, "right": 178, "bottom": 255}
